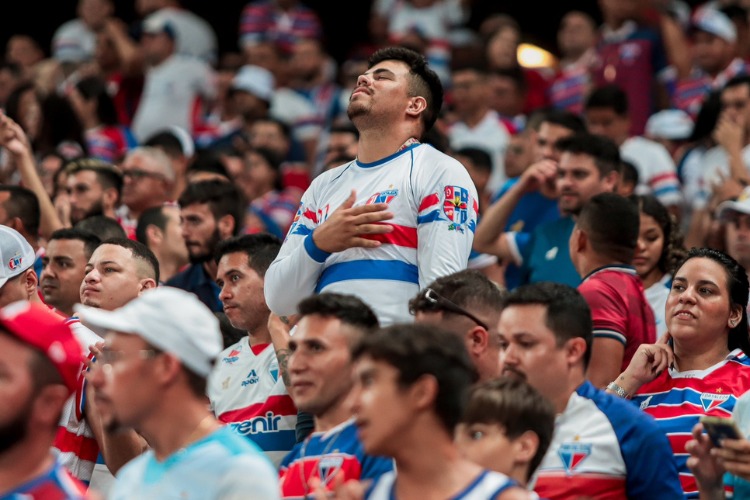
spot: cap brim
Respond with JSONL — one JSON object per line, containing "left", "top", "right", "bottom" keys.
{"left": 73, "top": 304, "right": 139, "bottom": 337}
{"left": 717, "top": 200, "right": 750, "bottom": 221}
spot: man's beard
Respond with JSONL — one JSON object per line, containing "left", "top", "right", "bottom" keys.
{"left": 72, "top": 200, "right": 105, "bottom": 225}
{"left": 0, "top": 394, "right": 32, "bottom": 453}
{"left": 188, "top": 228, "right": 223, "bottom": 265}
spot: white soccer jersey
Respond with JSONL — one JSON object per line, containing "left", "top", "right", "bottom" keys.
{"left": 621, "top": 136, "right": 683, "bottom": 207}
{"left": 368, "top": 469, "right": 516, "bottom": 499}
{"left": 53, "top": 318, "right": 102, "bottom": 485}
{"left": 264, "top": 143, "right": 478, "bottom": 325}
{"left": 207, "top": 338, "right": 297, "bottom": 467}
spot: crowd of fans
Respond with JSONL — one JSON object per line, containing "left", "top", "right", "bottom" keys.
{"left": 7, "top": 0, "right": 750, "bottom": 498}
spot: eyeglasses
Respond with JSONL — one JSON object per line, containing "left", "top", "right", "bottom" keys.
{"left": 97, "top": 349, "right": 161, "bottom": 366}
{"left": 122, "top": 169, "right": 165, "bottom": 181}
{"left": 411, "top": 288, "right": 490, "bottom": 330}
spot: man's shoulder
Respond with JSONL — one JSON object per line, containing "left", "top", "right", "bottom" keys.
{"left": 165, "top": 264, "right": 202, "bottom": 287}
{"left": 575, "top": 381, "right": 663, "bottom": 435}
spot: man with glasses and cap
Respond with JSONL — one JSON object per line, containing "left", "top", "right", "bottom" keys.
{"left": 0, "top": 300, "right": 89, "bottom": 498}
{"left": 77, "top": 287, "right": 280, "bottom": 499}
{"left": 409, "top": 269, "right": 506, "bottom": 382}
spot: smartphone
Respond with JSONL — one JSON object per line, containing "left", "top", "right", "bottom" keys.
{"left": 700, "top": 416, "right": 744, "bottom": 447}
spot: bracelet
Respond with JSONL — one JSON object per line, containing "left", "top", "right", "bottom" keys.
{"left": 606, "top": 381, "right": 632, "bottom": 399}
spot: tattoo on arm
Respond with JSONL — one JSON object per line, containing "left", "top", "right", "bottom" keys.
{"left": 276, "top": 348, "right": 292, "bottom": 388}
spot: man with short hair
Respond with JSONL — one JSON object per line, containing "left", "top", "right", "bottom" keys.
{"left": 476, "top": 133, "right": 620, "bottom": 288}
{"left": 78, "top": 287, "right": 280, "bottom": 499}
{"left": 118, "top": 146, "right": 177, "bottom": 238}
{"left": 208, "top": 233, "right": 297, "bottom": 466}
{"left": 583, "top": 84, "right": 683, "bottom": 212}
{"left": 409, "top": 269, "right": 506, "bottom": 382}
{"left": 498, "top": 281, "right": 682, "bottom": 499}
{"left": 265, "top": 46, "right": 478, "bottom": 326}
{"left": 136, "top": 204, "right": 188, "bottom": 283}
{"left": 0, "top": 225, "right": 41, "bottom": 308}
{"left": 716, "top": 186, "right": 750, "bottom": 275}
{"left": 64, "top": 157, "right": 123, "bottom": 225}
{"left": 0, "top": 301, "right": 88, "bottom": 498}
{"left": 167, "top": 179, "right": 245, "bottom": 312}
{"left": 0, "top": 185, "right": 43, "bottom": 276}
{"left": 569, "top": 192, "right": 656, "bottom": 388}
{"left": 473, "top": 110, "right": 585, "bottom": 290}
{"left": 40, "top": 228, "right": 101, "bottom": 317}
{"left": 279, "top": 292, "right": 393, "bottom": 498}
{"left": 351, "top": 323, "right": 531, "bottom": 499}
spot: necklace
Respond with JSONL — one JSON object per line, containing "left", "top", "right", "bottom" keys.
{"left": 297, "top": 425, "right": 346, "bottom": 499}
{"left": 396, "top": 137, "right": 420, "bottom": 153}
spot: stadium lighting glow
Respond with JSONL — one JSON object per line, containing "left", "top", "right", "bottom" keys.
{"left": 517, "top": 43, "right": 556, "bottom": 68}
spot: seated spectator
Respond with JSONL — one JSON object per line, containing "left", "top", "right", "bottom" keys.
{"left": 499, "top": 281, "right": 683, "bottom": 499}
{"left": 608, "top": 248, "right": 750, "bottom": 498}
{"left": 456, "top": 377, "right": 555, "bottom": 488}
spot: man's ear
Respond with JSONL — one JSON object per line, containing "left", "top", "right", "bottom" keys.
{"left": 145, "top": 224, "right": 163, "bottom": 247}
{"left": 406, "top": 96, "right": 427, "bottom": 118}
{"left": 217, "top": 214, "right": 235, "bottom": 240}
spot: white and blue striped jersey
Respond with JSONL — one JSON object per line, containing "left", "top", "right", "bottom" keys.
{"left": 368, "top": 469, "right": 517, "bottom": 499}
{"left": 264, "top": 143, "right": 478, "bottom": 325}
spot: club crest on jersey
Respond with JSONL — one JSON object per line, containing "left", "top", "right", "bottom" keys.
{"left": 558, "top": 442, "right": 592, "bottom": 473}
{"left": 222, "top": 349, "right": 241, "bottom": 365}
{"left": 318, "top": 455, "right": 344, "bottom": 481}
{"left": 7, "top": 252, "right": 22, "bottom": 270}
{"left": 443, "top": 186, "right": 468, "bottom": 231}
{"left": 700, "top": 392, "right": 730, "bottom": 412}
{"left": 366, "top": 188, "right": 398, "bottom": 205}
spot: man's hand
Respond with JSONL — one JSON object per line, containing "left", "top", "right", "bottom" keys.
{"left": 711, "top": 434, "right": 750, "bottom": 481}
{"left": 312, "top": 190, "right": 394, "bottom": 253}
{"left": 686, "top": 423, "right": 725, "bottom": 491}
{"left": 517, "top": 160, "right": 558, "bottom": 198}
{"left": 0, "top": 112, "right": 31, "bottom": 158}
{"left": 616, "top": 332, "right": 674, "bottom": 394}
{"left": 714, "top": 111, "right": 745, "bottom": 154}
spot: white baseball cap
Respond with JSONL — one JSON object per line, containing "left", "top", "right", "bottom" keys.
{"left": 645, "top": 109, "right": 694, "bottom": 140}
{"left": 0, "top": 226, "right": 35, "bottom": 289}
{"left": 74, "top": 287, "right": 223, "bottom": 377}
{"left": 691, "top": 6, "right": 737, "bottom": 43}
{"left": 716, "top": 186, "right": 750, "bottom": 220}
{"left": 232, "top": 65, "right": 275, "bottom": 102}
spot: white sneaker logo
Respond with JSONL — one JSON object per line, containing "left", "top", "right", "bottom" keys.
{"left": 545, "top": 247, "right": 558, "bottom": 261}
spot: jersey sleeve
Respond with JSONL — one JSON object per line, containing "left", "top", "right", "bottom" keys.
{"left": 413, "top": 154, "right": 478, "bottom": 288}
{"left": 579, "top": 280, "right": 628, "bottom": 345}
{"left": 216, "top": 456, "right": 281, "bottom": 500}
{"left": 264, "top": 179, "right": 329, "bottom": 316}
{"left": 647, "top": 143, "right": 683, "bottom": 207}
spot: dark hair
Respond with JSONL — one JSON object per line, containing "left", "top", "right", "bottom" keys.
{"left": 64, "top": 157, "right": 123, "bottom": 195}
{"left": 491, "top": 66, "right": 527, "bottom": 93}
{"left": 503, "top": 282, "right": 593, "bottom": 368}
{"left": 584, "top": 84, "right": 629, "bottom": 116}
{"left": 0, "top": 185, "right": 39, "bottom": 236}
{"left": 352, "top": 323, "right": 477, "bottom": 434}
{"left": 136, "top": 205, "right": 169, "bottom": 245}
{"left": 298, "top": 292, "right": 380, "bottom": 336}
{"left": 75, "top": 75, "right": 119, "bottom": 126}
{"left": 461, "top": 377, "right": 555, "bottom": 481}
{"left": 368, "top": 46, "right": 444, "bottom": 136}
{"left": 453, "top": 147, "right": 493, "bottom": 175}
{"left": 100, "top": 237, "right": 160, "bottom": 284}
{"left": 214, "top": 233, "right": 282, "bottom": 278}
{"left": 248, "top": 146, "right": 284, "bottom": 191}
{"left": 577, "top": 193, "right": 640, "bottom": 264}
{"left": 630, "top": 194, "right": 687, "bottom": 275}
{"left": 619, "top": 160, "right": 639, "bottom": 187}
{"left": 186, "top": 150, "right": 231, "bottom": 179}
{"left": 724, "top": 75, "right": 750, "bottom": 93}
{"left": 409, "top": 269, "right": 506, "bottom": 329}
{"left": 542, "top": 109, "right": 587, "bottom": 134}
{"left": 556, "top": 133, "right": 621, "bottom": 177}
{"left": 689, "top": 90, "right": 721, "bottom": 143}
{"left": 75, "top": 215, "right": 127, "bottom": 241}
{"left": 48, "top": 228, "right": 101, "bottom": 260}
{"left": 144, "top": 130, "right": 187, "bottom": 158}
{"left": 178, "top": 180, "right": 245, "bottom": 236}
{"left": 675, "top": 248, "right": 750, "bottom": 354}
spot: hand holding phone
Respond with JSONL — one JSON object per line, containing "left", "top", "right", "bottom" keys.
{"left": 700, "top": 416, "right": 744, "bottom": 447}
